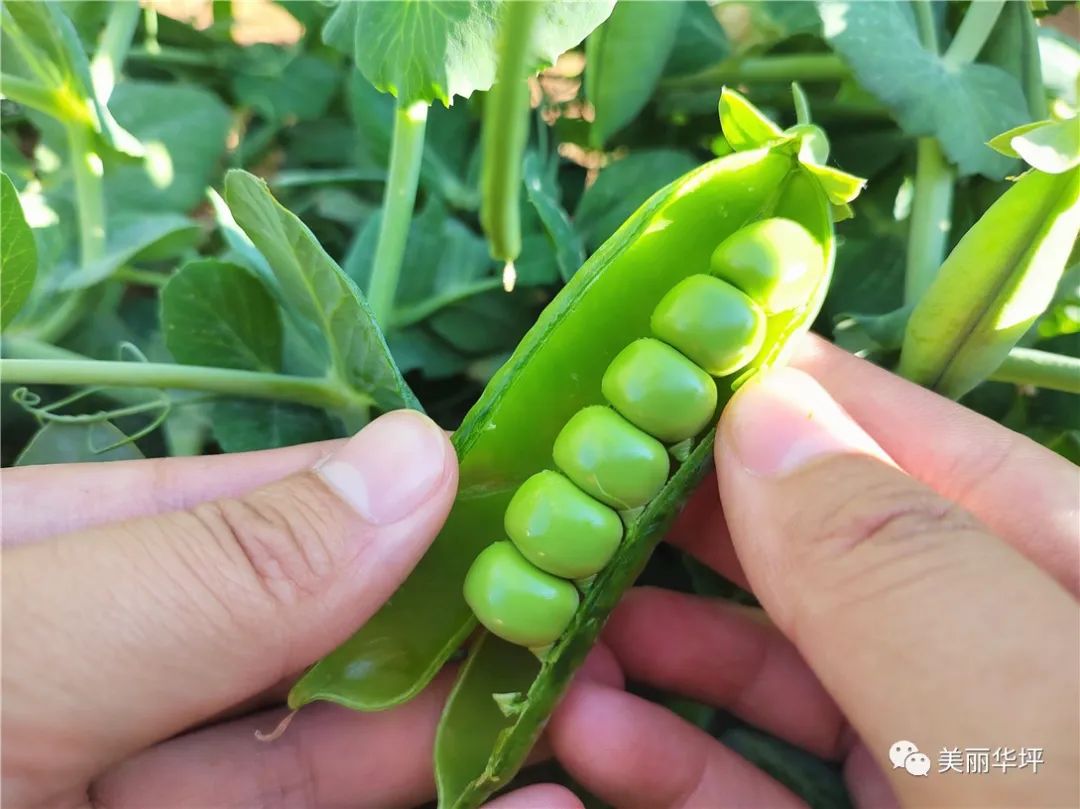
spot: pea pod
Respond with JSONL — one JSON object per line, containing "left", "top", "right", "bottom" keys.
{"left": 289, "top": 89, "right": 861, "bottom": 808}
{"left": 899, "top": 159, "right": 1080, "bottom": 399}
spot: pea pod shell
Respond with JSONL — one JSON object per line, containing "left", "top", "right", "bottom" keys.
{"left": 899, "top": 166, "right": 1080, "bottom": 399}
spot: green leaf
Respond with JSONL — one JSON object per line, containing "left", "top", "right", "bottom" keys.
{"left": 818, "top": 0, "right": 1030, "bottom": 179}
{"left": 55, "top": 212, "right": 201, "bottom": 291}
{"left": 15, "top": 421, "right": 144, "bottom": 466}
{"left": 996, "top": 117, "right": 1080, "bottom": 174}
{"left": 325, "top": 0, "right": 613, "bottom": 106}
{"left": 718, "top": 87, "right": 785, "bottom": 151}
{"left": 105, "top": 81, "right": 231, "bottom": 213}
{"left": 585, "top": 0, "right": 685, "bottom": 147}
{"left": 223, "top": 169, "right": 420, "bottom": 412}
{"left": 232, "top": 48, "right": 340, "bottom": 123}
{"left": 2, "top": 1, "right": 143, "bottom": 157}
{"left": 980, "top": 0, "right": 1047, "bottom": 120}
{"left": 574, "top": 149, "right": 698, "bottom": 251}
{"left": 522, "top": 153, "right": 583, "bottom": 281}
{"left": 802, "top": 162, "right": 867, "bottom": 205}
{"left": 0, "top": 172, "right": 37, "bottom": 329}
{"left": 987, "top": 120, "right": 1052, "bottom": 157}
{"left": 211, "top": 399, "right": 338, "bottom": 453}
{"left": 661, "top": 1, "right": 730, "bottom": 78}
{"left": 162, "top": 259, "right": 283, "bottom": 372}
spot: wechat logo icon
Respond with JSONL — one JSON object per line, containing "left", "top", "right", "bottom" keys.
{"left": 890, "top": 740, "right": 930, "bottom": 776}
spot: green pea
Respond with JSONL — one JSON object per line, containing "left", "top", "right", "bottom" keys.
{"left": 709, "top": 217, "right": 824, "bottom": 313}
{"left": 552, "top": 406, "right": 669, "bottom": 509}
{"left": 650, "top": 274, "right": 766, "bottom": 377}
{"left": 504, "top": 470, "right": 623, "bottom": 579}
{"left": 601, "top": 338, "right": 718, "bottom": 442}
{"left": 463, "top": 541, "right": 580, "bottom": 648}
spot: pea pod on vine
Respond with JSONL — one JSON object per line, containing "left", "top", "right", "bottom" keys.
{"left": 900, "top": 116, "right": 1080, "bottom": 399}
{"left": 288, "top": 88, "right": 864, "bottom": 809}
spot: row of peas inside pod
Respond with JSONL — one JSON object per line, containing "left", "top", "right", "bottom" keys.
{"left": 464, "top": 217, "right": 825, "bottom": 651}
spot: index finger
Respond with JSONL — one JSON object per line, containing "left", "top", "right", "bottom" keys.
{"left": 667, "top": 336, "right": 1079, "bottom": 596}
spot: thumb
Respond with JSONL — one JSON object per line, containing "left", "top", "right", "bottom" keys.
{"left": 4, "top": 410, "right": 456, "bottom": 791}
{"left": 716, "top": 368, "right": 1078, "bottom": 807}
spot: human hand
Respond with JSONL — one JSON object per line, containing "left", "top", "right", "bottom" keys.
{"left": 548, "top": 336, "right": 1080, "bottom": 808}
{"left": 2, "top": 411, "right": 575, "bottom": 809}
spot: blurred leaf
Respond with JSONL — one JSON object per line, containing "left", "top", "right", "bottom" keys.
{"left": 2, "top": 1, "right": 143, "bottom": 157}
{"left": 162, "top": 259, "right": 282, "bottom": 372}
{"left": 988, "top": 117, "right": 1080, "bottom": 174}
{"left": 56, "top": 212, "right": 201, "bottom": 291}
{"left": 427, "top": 288, "right": 537, "bottom": 355}
{"left": 325, "top": 0, "right": 614, "bottom": 106}
{"left": 1038, "top": 28, "right": 1079, "bottom": 107}
{"left": 346, "top": 201, "right": 501, "bottom": 327}
{"left": 586, "top": 0, "right": 685, "bottom": 147}
{"left": 232, "top": 48, "right": 340, "bottom": 123}
{"left": 746, "top": 0, "right": 822, "bottom": 43}
{"left": 105, "top": 81, "right": 231, "bottom": 212}
{"left": 980, "top": 0, "right": 1047, "bottom": 120}
{"left": 818, "top": 0, "right": 1029, "bottom": 179}
{"left": 662, "top": 1, "right": 730, "bottom": 78}
{"left": 15, "top": 421, "right": 143, "bottom": 466}
{"left": 574, "top": 149, "right": 698, "bottom": 251}
{"left": 211, "top": 399, "right": 338, "bottom": 452}
{"left": 1, "top": 172, "right": 37, "bottom": 329}
{"left": 224, "top": 169, "right": 420, "bottom": 411}
{"left": 721, "top": 725, "right": 852, "bottom": 809}
{"left": 390, "top": 326, "right": 472, "bottom": 378}
{"left": 522, "top": 152, "right": 583, "bottom": 281}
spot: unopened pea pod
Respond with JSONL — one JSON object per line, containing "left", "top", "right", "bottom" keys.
{"left": 900, "top": 165, "right": 1080, "bottom": 399}
{"left": 289, "top": 89, "right": 858, "bottom": 809}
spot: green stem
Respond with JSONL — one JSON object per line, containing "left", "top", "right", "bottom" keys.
{"left": 127, "top": 46, "right": 226, "bottom": 68}
{"left": 659, "top": 54, "right": 850, "bottom": 91}
{"left": 0, "top": 358, "right": 371, "bottom": 411}
{"left": 66, "top": 123, "right": 107, "bottom": 269}
{"left": 989, "top": 348, "right": 1080, "bottom": 394}
{"left": 90, "top": 0, "right": 141, "bottom": 101}
{"left": 367, "top": 99, "right": 428, "bottom": 328}
{"left": 903, "top": 137, "right": 954, "bottom": 304}
{"left": 480, "top": 0, "right": 540, "bottom": 272}
{"left": 912, "top": 0, "right": 940, "bottom": 55}
{"left": 30, "top": 122, "right": 109, "bottom": 343}
{"left": 0, "top": 73, "right": 65, "bottom": 118}
{"left": 943, "top": 0, "right": 1006, "bottom": 68}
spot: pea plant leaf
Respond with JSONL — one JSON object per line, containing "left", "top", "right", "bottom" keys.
{"left": 1, "top": 1, "right": 142, "bottom": 157}
{"left": 224, "top": 169, "right": 421, "bottom": 412}
{"left": 211, "top": 399, "right": 338, "bottom": 453}
{"left": 0, "top": 172, "right": 37, "bottom": 330}
{"left": 105, "top": 81, "right": 231, "bottom": 213}
{"left": 15, "top": 421, "right": 144, "bottom": 466}
{"left": 574, "top": 149, "right": 698, "bottom": 251}
{"left": 988, "top": 117, "right": 1080, "bottom": 174}
{"left": 586, "top": 0, "right": 685, "bottom": 147}
{"left": 56, "top": 212, "right": 201, "bottom": 291}
{"left": 162, "top": 259, "right": 283, "bottom": 372}
{"left": 662, "top": 1, "right": 731, "bottom": 78}
{"left": 817, "top": 0, "right": 1029, "bottom": 180}
{"left": 522, "top": 153, "right": 583, "bottom": 281}
{"left": 324, "top": 0, "right": 614, "bottom": 106}
{"left": 345, "top": 200, "right": 501, "bottom": 328}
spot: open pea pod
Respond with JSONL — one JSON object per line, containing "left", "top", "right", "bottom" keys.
{"left": 289, "top": 90, "right": 857, "bottom": 808}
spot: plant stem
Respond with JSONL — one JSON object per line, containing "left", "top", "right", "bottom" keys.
{"left": 480, "top": 0, "right": 540, "bottom": 273}
{"left": 904, "top": 0, "right": 953, "bottom": 307}
{"left": 943, "top": 0, "right": 1006, "bottom": 68}
{"left": 659, "top": 54, "right": 849, "bottom": 91}
{"left": 367, "top": 99, "right": 428, "bottom": 328}
{"left": 0, "top": 73, "right": 64, "bottom": 118}
{"left": 91, "top": 0, "right": 141, "bottom": 101}
{"left": 989, "top": 348, "right": 1080, "bottom": 394}
{"left": 912, "top": 0, "right": 940, "bottom": 55}
{"left": 0, "top": 358, "right": 371, "bottom": 411}
{"left": 903, "top": 137, "right": 954, "bottom": 304}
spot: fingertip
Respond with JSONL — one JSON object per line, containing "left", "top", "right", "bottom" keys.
{"left": 482, "top": 783, "right": 584, "bottom": 809}
{"left": 575, "top": 641, "right": 623, "bottom": 690}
